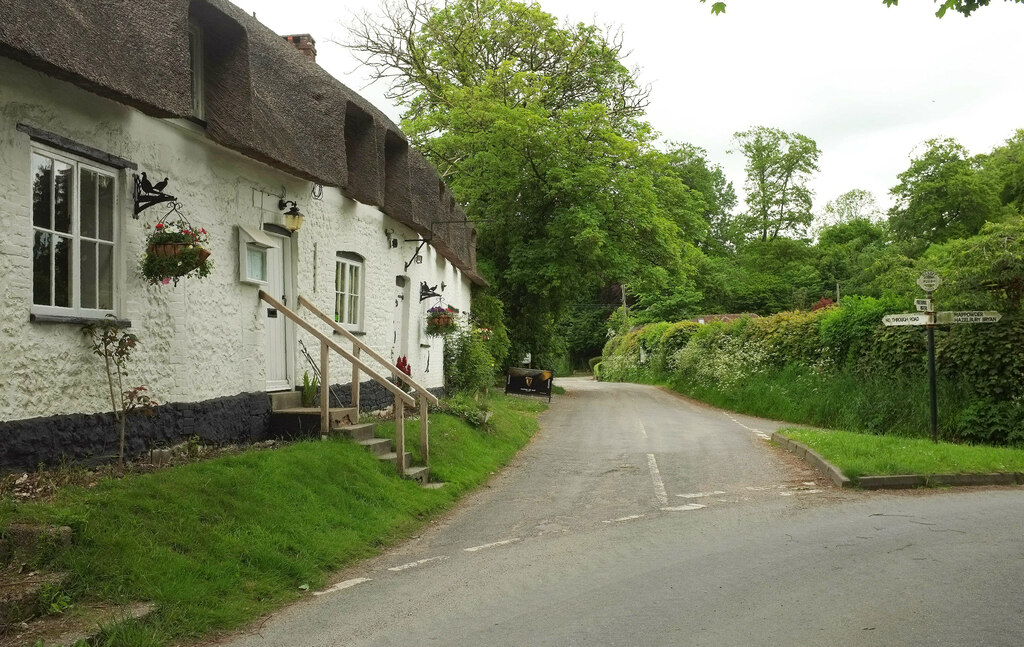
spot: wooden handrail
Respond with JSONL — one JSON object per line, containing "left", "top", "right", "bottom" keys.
{"left": 297, "top": 295, "right": 440, "bottom": 406}
{"left": 259, "top": 291, "right": 415, "bottom": 408}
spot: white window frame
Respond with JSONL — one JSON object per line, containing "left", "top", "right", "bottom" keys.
{"left": 188, "top": 22, "right": 205, "bottom": 121}
{"left": 30, "top": 144, "right": 120, "bottom": 319}
{"left": 335, "top": 254, "right": 364, "bottom": 330}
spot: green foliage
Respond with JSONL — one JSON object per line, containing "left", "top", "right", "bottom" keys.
{"left": 470, "top": 291, "right": 511, "bottom": 368}
{"left": 732, "top": 126, "right": 821, "bottom": 242}
{"left": 706, "top": 0, "right": 1023, "bottom": 18}
{"left": 602, "top": 288, "right": 1024, "bottom": 444}
{"left": 350, "top": 0, "right": 684, "bottom": 361}
{"left": 443, "top": 326, "right": 496, "bottom": 396}
{"left": 888, "top": 138, "right": 1004, "bottom": 248}
{"left": 436, "top": 393, "right": 493, "bottom": 428}
{"left": 301, "top": 371, "right": 319, "bottom": 408}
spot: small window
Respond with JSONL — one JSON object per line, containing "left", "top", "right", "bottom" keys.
{"left": 31, "top": 146, "right": 118, "bottom": 317}
{"left": 335, "top": 254, "right": 364, "bottom": 329}
{"left": 188, "top": 23, "right": 205, "bottom": 120}
{"left": 237, "top": 226, "right": 277, "bottom": 285}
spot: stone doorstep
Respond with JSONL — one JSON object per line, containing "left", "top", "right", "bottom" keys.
{"left": 0, "top": 525, "right": 72, "bottom": 568}
{"left": 771, "top": 432, "right": 1023, "bottom": 490}
{"left": 0, "top": 601, "right": 154, "bottom": 647}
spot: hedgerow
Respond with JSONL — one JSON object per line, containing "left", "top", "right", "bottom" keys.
{"left": 600, "top": 298, "right": 1024, "bottom": 445}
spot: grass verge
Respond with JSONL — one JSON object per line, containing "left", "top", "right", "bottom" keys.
{"left": 782, "top": 427, "right": 1024, "bottom": 480}
{"left": 0, "top": 391, "right": 545, "bottom": 646}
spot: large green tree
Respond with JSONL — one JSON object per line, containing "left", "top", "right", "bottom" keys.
{"left": 888, "top": 138, "right": 1003, "bottom": 247}
{"left": 348, "top": 0, "right": 683, "bottom": 363}
{"left": 732, "top": 126, "right": 821, "bottom": 242}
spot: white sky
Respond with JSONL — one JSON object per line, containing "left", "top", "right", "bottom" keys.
{"left": 232, "top": 0, "right": 1024, "bottom": 214}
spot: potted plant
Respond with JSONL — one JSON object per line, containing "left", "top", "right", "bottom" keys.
{"left": 141, "top": 219, "right": 212, "bottom": 285}
{"left": 426, "top": 305, "right": 457, "bottom": 336}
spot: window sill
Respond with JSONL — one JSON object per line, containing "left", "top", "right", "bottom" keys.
{"left": 31, "top": 313, "right": 131, "bottom": 327}
{"left": 333, "top": 329, "right": 366, "bottom": 337}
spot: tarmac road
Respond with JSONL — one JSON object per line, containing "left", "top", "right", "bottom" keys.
{"left": 217, "top": 378, "right": 1024, "bottom": 647}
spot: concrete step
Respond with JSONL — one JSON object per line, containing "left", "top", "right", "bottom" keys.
{"left": 333, "top": 423, "right": 376, "bottom": 441}
{"left": 0, "top": 524, "right": 71, "bottom": 568}
{"left": 0, "top": 570, "right": 69, "bottom": 628}
{"left": 378, "top": 452, "right": 413, "bottom": 468}
{"left": 269, "top": 390, "right": 302, "bottom": 411}
{"left": 402, "top": 465, "right": 430, "bottom": 485}
{"left": 357, "top": 438, "right": 392, "bottom": 456}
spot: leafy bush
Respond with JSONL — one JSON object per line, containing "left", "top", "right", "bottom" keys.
{"left": 443, "top": 327, "right": 495, "bottom": 396}
{"left": 436, "top": 393, "right": 493, "bottom": 428}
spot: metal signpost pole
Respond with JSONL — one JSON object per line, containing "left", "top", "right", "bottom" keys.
{"left": 926, "top": 300, "right": 938, "bottom": 443}
{"left": 884, "top": 272, "right": 1001, "bottom": 444}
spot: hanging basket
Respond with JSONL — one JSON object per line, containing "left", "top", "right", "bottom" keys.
{"left": 426, "top": 313, "right": 457, "bottom": 336}
{"left": 140, "top": 203, "right": 213, "bottom": 285}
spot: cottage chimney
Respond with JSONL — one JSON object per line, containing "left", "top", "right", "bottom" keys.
{"left": 283, "top": 34, "right": 317, "bottom": 61}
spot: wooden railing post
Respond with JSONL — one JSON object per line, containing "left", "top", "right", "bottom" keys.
{"left": 395, "top": 394, "right": 405, "bottom": 475}
{"left": 419, "top": 395, "right": 429, "bottom": 466}
{"left": 320, "top": 340, "right": 330, "bottom": 439}
{"left": 351, "top": 346, "right": 361, "bottom": 413}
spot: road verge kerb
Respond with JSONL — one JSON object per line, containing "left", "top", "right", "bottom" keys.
{"left": 771, "top": 432, "right": 1024, "bottom": 489}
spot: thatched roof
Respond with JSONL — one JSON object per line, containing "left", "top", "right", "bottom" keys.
{"left": 0, "top": 0, "right": 484, "bottom": 284}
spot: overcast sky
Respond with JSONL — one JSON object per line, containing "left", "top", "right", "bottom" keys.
{"left": 233, "top": 0, "right": 1024, "bottom": 216}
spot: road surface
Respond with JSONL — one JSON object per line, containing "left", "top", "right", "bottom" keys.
{"left": 217, "top": 378, "right": 1024, "bottom": 646}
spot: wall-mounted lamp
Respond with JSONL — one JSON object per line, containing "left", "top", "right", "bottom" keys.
{"left": 384, "top": 228, "right": 398, "bottom": 248}
{"left": 278, "top": 199, "right": 304, "bottom": 231}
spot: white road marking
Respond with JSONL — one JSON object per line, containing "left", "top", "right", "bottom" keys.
{"left": 603, "top": 514, "right": 646, "bottom": 524}
{"left": 464, "top": 538, "right": 521, "bottom": 552}
{"left": 661, "top": 503, "right": 706, "bottom": 512}
{"left": 677, "top": 491, "right": 726, "bottom": 499}
{"left": 745, "top": 486, "right": 769, "bottom": 491}
{"left": 313, "top": 578, "right": 371, "bottom": 596}
{"left": 388, "top": 556, "right": 449, "bottom": 572}
{"left": 638, "top": 419, "right": 649, "bottom": 439}
{"left": 647, "top": 454, "right": 669, "bottom": 505}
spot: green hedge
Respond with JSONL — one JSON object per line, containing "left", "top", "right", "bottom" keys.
{"left": 600, "top": 298, "right": 1024, "bottom": 445}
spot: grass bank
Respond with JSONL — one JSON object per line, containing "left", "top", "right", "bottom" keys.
{"left": 782, "top": 427, "right": 1024, "bottom": 480}
{"left": 0, "top": 391, "right": 545, "bottom": 646}
{"left": 665, "top": 364, "right": 974, "bottom": 441}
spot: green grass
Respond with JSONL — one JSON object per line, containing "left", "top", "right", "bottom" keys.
{"left": 0, "top": 391, "right": 544, "bottom": 645}
{"left": 783, "top": 427, "right": 1024, "bottom": 480}
{"left": 665, "top": 364, "right": 972, "bottom": 441}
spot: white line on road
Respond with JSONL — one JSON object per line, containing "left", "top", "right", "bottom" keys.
{"left": 638, "top": 419, "right": 648, "bottom": 439}
{"left": 388, "top": 556, "right": 449, "bottom": 572}
{"left": 313, "top": 578, "right": 371, "bottom": 596}
{"left": 602, "top": 514, "right": 646, "bottom": 524}
{"left": 677, "top": 491, "right": 726, "bottom": 499}
{"left": 464, "top": 538, "right": 521, "bottom": 552}
{"left": 661, "top": 503, "right": 706, "bottom": 512}
{"left": 647, "top": 453, "right": 669, "bottom": 505}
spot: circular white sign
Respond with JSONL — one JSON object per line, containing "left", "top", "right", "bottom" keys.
{"left": 917, "top": 271, "right": 942, "bottom": 292}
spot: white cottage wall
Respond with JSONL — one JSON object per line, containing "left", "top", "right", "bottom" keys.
{"left": 0, "top": 56, "right": 472, "bottom": 426}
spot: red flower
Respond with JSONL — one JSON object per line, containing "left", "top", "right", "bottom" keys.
{"left": 155, "top": 223, "right": 164, "bottom": 229}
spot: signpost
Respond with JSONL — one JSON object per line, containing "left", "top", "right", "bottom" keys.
{"left": 882, "top": 272, "right": 1001, "bottom": 443}
{"left": 882, "top": 313, "right": 929, "bottom": 326}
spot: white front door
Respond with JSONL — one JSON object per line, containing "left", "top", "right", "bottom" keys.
{"left": 265, "top": 232, "right": 292, "bottom": 391}
{"left": 391, "top": 276, "right": 410, "bottom": 361}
